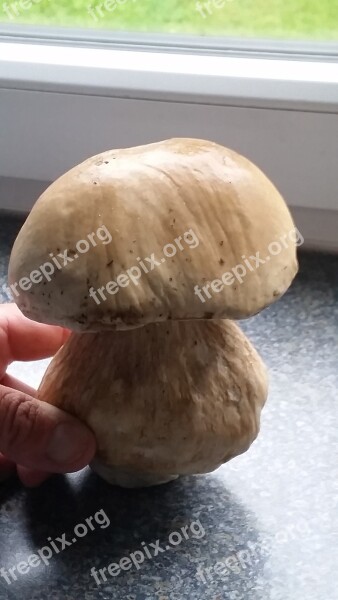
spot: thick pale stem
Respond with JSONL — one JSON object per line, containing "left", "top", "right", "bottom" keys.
{"left": 38, "top": 320, "right": 268, "bottom": 488}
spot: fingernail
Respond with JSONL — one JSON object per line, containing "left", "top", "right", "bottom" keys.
{"left": 46, "top": 422, "right": 91, "bottom": 465}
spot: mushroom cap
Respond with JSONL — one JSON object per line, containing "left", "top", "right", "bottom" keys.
{"left": 9, "top": 138, "right": 298, "bottom": 331}
{"left": 38, "top": 319, "right": 268, "bottom": 480}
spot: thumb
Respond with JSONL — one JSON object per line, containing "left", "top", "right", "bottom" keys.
{"left": 0, "top": 384, "right": 96, "bottom": 473}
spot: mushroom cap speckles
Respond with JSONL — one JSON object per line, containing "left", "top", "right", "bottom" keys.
{"left": 9, "top": 138, "right": 298, "bottom": 331}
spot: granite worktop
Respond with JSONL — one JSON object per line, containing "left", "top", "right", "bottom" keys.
{"left": 0, "top": 212, "right": 337, "bottom": 600}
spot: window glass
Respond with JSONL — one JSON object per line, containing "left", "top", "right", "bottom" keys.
{"left": 1, "top": 0, "right": 337, "bottom": 40}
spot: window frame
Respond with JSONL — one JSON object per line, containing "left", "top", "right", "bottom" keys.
{"left": 1, "top": 22, "right": 338, "bottom": 59}
{"left": 0, "top": 25, "right": 338, "bottom": 250}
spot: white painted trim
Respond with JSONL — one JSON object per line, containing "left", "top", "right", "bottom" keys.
{"left": 1, "top": 90, "right": 338, "bottom": 210}
{"left": 0, "top": 42, "right": 337, "bottom": 222}
{"left": 290, "top": 207, "right": 338, "bottom": 253}
{"left": 0, "top": 42, "right": 338, "bottom": 110}
{"left": 0, "top": 177, "right": 48, "bottom": 213}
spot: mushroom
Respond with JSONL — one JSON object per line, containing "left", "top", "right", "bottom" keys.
{"left": 8, "top": 138, "right": 298, "bottom": 487}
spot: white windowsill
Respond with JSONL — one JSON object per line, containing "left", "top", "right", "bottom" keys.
{"left": 0, "top": 41, "right": 338, "bottom": 110}
{"left": 0, "top": 40, "right": 338, "bottom": 249}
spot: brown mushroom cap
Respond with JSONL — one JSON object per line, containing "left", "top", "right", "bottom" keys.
{"left": 38, "top": 319, "right": 268, "bottom": 486}
{"left": 8, "top": 138, "right": 298, "bottom": 331}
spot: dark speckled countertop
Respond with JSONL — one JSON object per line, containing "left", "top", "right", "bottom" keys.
{"left": 0, "top": 212, "right": 338, "bottom": 600}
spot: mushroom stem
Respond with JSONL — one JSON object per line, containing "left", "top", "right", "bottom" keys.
{"left": 39, "top": 319, "right": 268, "bottom": 487}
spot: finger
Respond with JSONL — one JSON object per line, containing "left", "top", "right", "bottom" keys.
{"left": 2, "top": 376, "right": 69, "bottom": 487}
{"left": 2, "top": 378, "right": 88, "bottom": 487}
{"left": 16, "top": 465, "right": 51, "bottom": 488}
{"left": 0, "top": 453, "right": 16, "bottom": 483}
{"left": 0, "top": 384, "right": 96, "bottom": 474}
{"left": 0, "top": 304, "right": 70, "bottom": 374}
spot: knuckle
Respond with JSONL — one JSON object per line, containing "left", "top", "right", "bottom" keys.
{"left": 0, "top": 388, "right": 40, "bottom": 454}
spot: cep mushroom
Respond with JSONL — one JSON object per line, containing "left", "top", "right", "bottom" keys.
{"left": 8, "top": 138, "right": 298, "bottom": 487}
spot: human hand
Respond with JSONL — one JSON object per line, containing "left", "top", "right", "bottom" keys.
{"left": 0, "top": 304, "right": 96, "bottom": 487}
